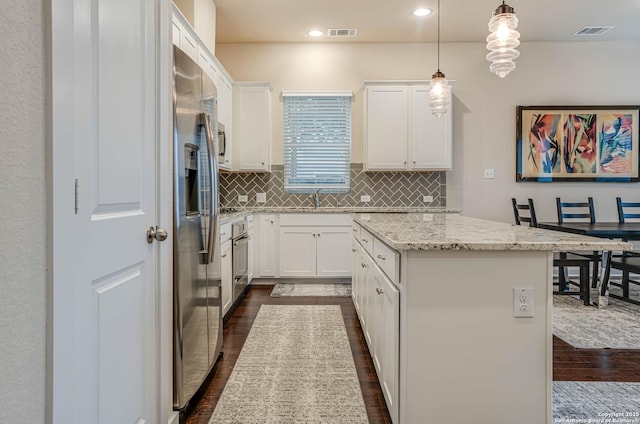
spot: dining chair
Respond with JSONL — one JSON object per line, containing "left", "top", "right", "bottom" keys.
{"left": 607, "top": 197, "right": 640, "bottom": 304}
{"left": 512, "top": 198, "right": 591, "bottom": 305}
{"left": 555, "top": 196, "right": 600, "bottom": 289}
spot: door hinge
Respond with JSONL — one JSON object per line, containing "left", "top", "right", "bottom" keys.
{"left": 74, "top": 178, "right": 79, "bottom": 215}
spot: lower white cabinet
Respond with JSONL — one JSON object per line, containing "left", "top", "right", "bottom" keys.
{"left": 280, "top": 226, "right": 352, "bottom": 277}
{"left": 247, "top": 217, "right": 254, "bottom": 282}
{"left": 352, "top": 225, "right": 399, "bottom": 424}
{"left": 258, "top": 214, "right": 278, "bottom": 277}
{"left": 221, "top": 240, "right": 232, "bottom": 315}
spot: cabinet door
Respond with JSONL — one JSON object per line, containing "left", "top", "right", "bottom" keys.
{"left": 236, "top": 85, "right": 271, "bottom": 171}
{"left": 351, "top": 240, "right": 360, "bottom": 314}
{"left": 374, "top": 266, "right": 400, "bottom": 424}
{"left": 216, "top": 75, "right": 233, "bottom": 170}
{"left": 221, "top": 241, "right": 233, "bottom": 315}
{"left": 361, "top": 254, "right": 375, "bottom": 350}
{"left": 316, "top": 227, "right": 352, "bottom": 277}
{"left": 410, "top": 85, "right": 453, "bottom": 170}
{"left": 247, "top": 226, "right": 254, "bottom": 282}
{"left": 279, "top": 227, "right": 317, "bottom": 277}
{"left": 365, "top": 86, "right": 408, "bottom": 170}
{"left": 258, "top": 215, "right": 278, "bottom": 277}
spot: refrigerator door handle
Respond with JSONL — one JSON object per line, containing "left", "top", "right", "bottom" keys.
{"left": 202, "top": 112, "right": 219, "bottom": 265}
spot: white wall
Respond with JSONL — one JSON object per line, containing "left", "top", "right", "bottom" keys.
{"left": 0, "top": 1, "right": 46, "bottom": 422}
{"left": 216, "top": 41, "right": 640, "bottom": 223}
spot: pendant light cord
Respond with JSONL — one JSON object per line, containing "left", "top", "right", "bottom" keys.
{"left": 437, "top": 0, "right": 440, "bottom": 72}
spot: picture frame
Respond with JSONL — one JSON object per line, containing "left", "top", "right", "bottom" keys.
{"left": 516, "top": 105, "right": 640, "bottom": 182}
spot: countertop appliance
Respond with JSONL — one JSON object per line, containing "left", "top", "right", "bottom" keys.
{"left": 231, "top": 219, "right": 249, "bottom": 302}
{"left": 172, "top": 46, "right": 222, "bottom": 412}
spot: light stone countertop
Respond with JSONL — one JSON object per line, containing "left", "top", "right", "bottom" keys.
{"left": 220, "top": 206, "right": 459, "bottom": 223}
{"left": 353, "top": 213, "right": 632, "bottom": 252}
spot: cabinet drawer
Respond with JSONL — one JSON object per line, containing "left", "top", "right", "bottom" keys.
{"left": 279, "top": 213, "right": 351, "bottom": 226}
{"left": 360, "top": 228, "right": 374, "bottom": 256}
{"left": 220, "top": 223, "right": 232, "bottom": 244}
{"left": 352, "top": 222, "right": 361, "bottom": 240}
{"left": 373, "top": 238, "right": 399, "bottom": 285}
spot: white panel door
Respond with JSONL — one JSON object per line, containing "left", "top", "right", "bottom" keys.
{"left": 316, "top": 227, "right": 352, "bottom": 277}
{"left": 411, "top": 85, "right": 453, "bottom": 170}
{"left": 279, "top": 227, "right": 317, "bottom": 277}
{"left": 52, "top": 0, "right": 159, "bottom": 422}
{"left": 365, "top": 86, "right": 408, "bottom": 170}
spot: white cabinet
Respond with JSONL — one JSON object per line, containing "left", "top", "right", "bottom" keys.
{"left": 279, "top": 227, "right": 317, "bottom": 277}
{"left": 220, "top": 240, "right": 232, "bottom": 315}
{"left": 364, "top": 82, "right": 453, "bottom": 171}
{"left": 216, "top": 74, "right": 233, "bottom": 170}
{"left": 171, "top": 14, "right": 197, "bottom": 61}
{"left": 278, "top": 214, "right": 352, "bottom": 278}
{"left": 247, "top": 215, "right": 254, "bottom": 282}
{"left": 352, "top": 223, "right": 399, "bottom": 424}
{"left": 258, "top": 214, "right": 278, "bottom": 277}
{"left": 234, "top": 83, "right": 272, "bottom": 171}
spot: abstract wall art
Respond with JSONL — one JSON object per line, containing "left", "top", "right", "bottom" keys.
{"left": 516, "top": 106, "right": 640, "bottom": 182}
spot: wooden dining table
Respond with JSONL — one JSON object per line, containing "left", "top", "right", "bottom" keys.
{"left": 537, "top": 221, "right": 640, "bottom": 305}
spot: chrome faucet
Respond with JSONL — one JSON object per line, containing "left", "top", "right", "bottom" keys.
{"left": 310, "top": 189, "right": 322, "bottom": 208}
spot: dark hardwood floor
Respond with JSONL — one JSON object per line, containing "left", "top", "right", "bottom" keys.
{"left": 185, "top": 285, "right": 640, "bottom": 424}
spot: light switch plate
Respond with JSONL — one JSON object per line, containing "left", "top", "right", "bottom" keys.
{"left": 256, "top": 193, "right": 266, "bottom": 203}
{"left": 423, "top": 195, "right": 434, "bottom": 203}
{"left": 361, "top": 195, "right": 371, "bottom": 203}
{"left": 238, "top": 195, "right": 248, "bottom": 202}
{"left": 483, "top": 168, "right": 495, "bottom": 179}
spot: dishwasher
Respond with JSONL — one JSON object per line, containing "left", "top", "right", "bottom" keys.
{"left": 231, "top": 219, "right": 249, "bottom": 302}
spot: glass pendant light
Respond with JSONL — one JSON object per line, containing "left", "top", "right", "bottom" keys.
{"left": 429, "top": 0, "right": 449, "bottom": 118}
{"left": 486, "top": 1, "right": 520, "bottom": 78}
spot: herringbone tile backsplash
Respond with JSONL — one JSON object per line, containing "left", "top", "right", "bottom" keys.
{"left": 220, "top": 165, "right": 445, "bottom": 208}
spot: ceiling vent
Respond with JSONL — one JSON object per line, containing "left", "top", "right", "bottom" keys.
{"left": 327, "top": 28, "right": 358, "bottom": 38}
{"left": 574, "top": 26, "right": 614, "bottom": 36}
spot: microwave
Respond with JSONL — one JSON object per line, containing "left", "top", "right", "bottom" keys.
{"left": 217, "top": 122, "right": 226, "bottom": 156}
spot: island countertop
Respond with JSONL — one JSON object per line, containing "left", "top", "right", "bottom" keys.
{"left": 353, "top": 213, "right": 631, "bottom": 252}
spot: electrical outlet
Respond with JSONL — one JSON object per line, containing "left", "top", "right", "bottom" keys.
{"left": 361, "top": 195, "right": 371, "bottom": 203}
{"left": 483, "top": 168, "right": 495, "bottom": 179}
{"left": 256, "top": 193, "right": 266, "bottom": 203}
{"left": 238, "top": 195, "right": 248, "bottom": 202}
{"left": 513, "top": 288, "right": 534, "bottom": 318}
{"left": 423, "top": 195, "right": 434, "bottom": 203}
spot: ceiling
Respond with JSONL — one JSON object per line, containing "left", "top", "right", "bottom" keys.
{"left": 214, "top": 0, "right": 640, "bottom": 44}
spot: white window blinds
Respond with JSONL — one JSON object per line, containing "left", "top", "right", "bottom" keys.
{"left": 283, "top": 91, "right": 352, "bottom": 193}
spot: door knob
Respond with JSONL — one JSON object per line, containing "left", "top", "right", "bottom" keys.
{"left": 147, "top": 226, "right": 168, "bottom": 243}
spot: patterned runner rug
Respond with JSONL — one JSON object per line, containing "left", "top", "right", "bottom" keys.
{"left": 554, "top": 381, "right": 640, "bottom": 423}
{"left": 270, "top": 282, "right": 351, "bottom": 297}
{"left": 209, "top": 305, "right": 369, "bottom": 424}
{"left": 553, "top": 292, "right": 640, "bottom": 349}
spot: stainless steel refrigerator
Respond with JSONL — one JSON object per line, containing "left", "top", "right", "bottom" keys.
{"left": 172, "top": 46, "right": 222, "bottom": 412}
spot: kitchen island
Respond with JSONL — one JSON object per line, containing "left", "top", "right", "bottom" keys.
{"left": 351, "top": 213, "right": 630, "bottom": 424}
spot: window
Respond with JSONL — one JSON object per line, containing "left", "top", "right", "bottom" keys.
{"left": 283, "top": 91, "right": 352, "bottom": 193}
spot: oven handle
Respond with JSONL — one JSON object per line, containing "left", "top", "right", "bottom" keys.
{"left": 233, "top": 234, "right": 249, "bottom": 246}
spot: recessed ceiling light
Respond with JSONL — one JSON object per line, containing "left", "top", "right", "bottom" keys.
{"left": 308, "top": 30, "right": 324, "bottom": 37}
{"left": 413, "top": 8, "right": 432, "bottom": 17}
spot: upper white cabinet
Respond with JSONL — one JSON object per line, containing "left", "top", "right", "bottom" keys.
{"left": 364, "top": 82, "right": 453, "bottom": 171}
{"left": 172, "top": 5, "right": 234, "bottom": 170}
{"left": 234, "top": 83, "right": 272, "bottom": 172}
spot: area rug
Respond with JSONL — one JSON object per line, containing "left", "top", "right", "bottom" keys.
{"left": 553, "top": 381, "right": 640, "bottom": 423}
{"left": 553, "top": 294, "right": 640, "bottom": 349}
{"left": 270, "top": 282, "right": 352, "bottom": 297}
{"left": 208, "top": 305, "right": 369, "bottom": 424}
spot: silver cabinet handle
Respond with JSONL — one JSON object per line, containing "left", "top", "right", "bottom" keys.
{"left": 377, "top": 254, "right": 386, "bottom": 260}
{"left": 147, "top": 226, "right": 168, "bottom": 243}
{"left": 376, "top": 287, "right": 384, "bottom": 295}
{"left": 362, "top": 238, "right": 369, "bottom": 243}
{"left": 221, "top": 253, "right": 227, "bottom": 258}
{"left": 352, "top": 228, "right": 358, "bottom": 232}
{"left": 270, "top": 220, "right": 274, "bottom": 224}
{"left": 361, "top": 263, "right": 368, "bottom": 268}
{"left": 221, "top": 232, "right": 227, "bottom": 236}
{"left": 352, "top": 249, "right": 357, "bottom": 252}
